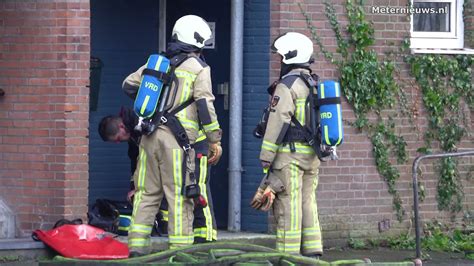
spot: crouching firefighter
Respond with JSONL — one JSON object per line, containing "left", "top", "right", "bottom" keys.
{"left": 122, "top": 15, "right": 222, "bottom": 256}
{"left": 253, "top": 32, "right": 337, "bottom": 258}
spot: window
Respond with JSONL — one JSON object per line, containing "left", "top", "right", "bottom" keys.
{"left": 410, "top": 0, "right": 465, "bottom": 50}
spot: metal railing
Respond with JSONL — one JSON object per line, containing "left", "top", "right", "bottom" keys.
{"left": 412, "top": 150, "right": 474, "bottom": 259}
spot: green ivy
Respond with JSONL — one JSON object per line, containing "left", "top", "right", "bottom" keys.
{"left": 300, "top": 0, "right": 408, "bottom": 221}
{"left": 405, "top": 53, "right": 473, "bottom": 213}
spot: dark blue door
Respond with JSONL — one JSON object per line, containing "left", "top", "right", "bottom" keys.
{"left": 167, "top": 0, "right": 231, "bottom": 229}
{"left": 89, "top": 0, "right": 159, "bottom": 204}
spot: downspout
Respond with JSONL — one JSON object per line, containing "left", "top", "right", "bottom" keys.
{"left": 158, "top": 0, "right": 167, "bottom": 52}
{"left": 228, "top": 0, "right": 244, "bottom": 232}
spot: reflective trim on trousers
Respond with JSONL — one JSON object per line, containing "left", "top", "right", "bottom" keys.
{"left": 172, "top": 149, "right": 183, "bottom": 236}
{"left": 198, "top": 156, "right": 214, "bottom": 241}
{"left": 276, "top": 242, "right": 301, "bottom": 253}
{"left": 131, "top": 149, "right": 147, "bottom": 223}
{"left": 129, "top": 224, "right": 153, "bottom": 234}
{"left": 160, "top": 209, "right": 169, "bottom": 222}
{"left": 302, "top": 240, "right": 323, "bottom": 249}
{"left": 169, "top": 235, "right": 194, "bottom": 246}
{"left": 193, "top": 228, "right": 217, "bottom": 240}
{"left": 276, "top": 229, "right": 301, "bottom": 238}
{"left": 302, "top": 228, "right": 321, "bottom": 237}
{"left": 290, "top": 162, "right": 299, "bottom": 232}
{"left": 128, "top": 237, "right": 151, "bottom": 247}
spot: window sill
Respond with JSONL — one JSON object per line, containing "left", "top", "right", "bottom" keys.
{"left": 410, "top": 48, "right": 474, "bottom": 55}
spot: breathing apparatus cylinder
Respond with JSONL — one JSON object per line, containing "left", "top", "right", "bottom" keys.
{"left": 318, "top": 80, "right": 343, "bottom": 147}
{"left": 134, "top": 54, "right": 171, "bottom": 118}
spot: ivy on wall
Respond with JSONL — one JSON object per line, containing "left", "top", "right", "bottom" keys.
{"left": 300, "top": 0, "right": 408, "bottom": 221}
{"left": 301, "top": 0, "right": 473, "bottom": 220}
{"left": 404, "top": 52, "right": 474, "bottom": 213}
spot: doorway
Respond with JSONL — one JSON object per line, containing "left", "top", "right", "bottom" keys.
{"left": 89, "top": 0, "right": 231, "bottom": 229}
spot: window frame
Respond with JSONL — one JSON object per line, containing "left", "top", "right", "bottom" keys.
{"left": 410, "top": 0, "right": 464, "bottom": 49}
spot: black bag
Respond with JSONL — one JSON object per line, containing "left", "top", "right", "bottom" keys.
{"left": 87, "top": 199, "right": 120, "bottom": 233}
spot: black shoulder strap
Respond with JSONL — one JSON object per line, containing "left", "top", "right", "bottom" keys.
{"left": 170, "top": 53, "right": 190, "bottom": 67}
{"left": 166, "top": 98, "right": 195, "bottom": 117}
{"left": 279, "top": 74, "right": 300, "bottom": 88}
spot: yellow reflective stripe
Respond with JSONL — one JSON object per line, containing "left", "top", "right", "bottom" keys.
{"left": 277, "top": 230, "right": 301, "bottom": 238}
{"left": 129, "top": 228, "right": 150, "bottom": 234}
{"left": 262, "top": 140, "right": 278, "bottom": 152}
{"left": 302, "top": 242, "right": 322, "bottom": 248}
{"left": 296, "top": 98, "right": 306, "bottom": 125}
{"left": 198, "top": 156, "right": 213, "bottom": 241}
{"left": 175, "top": 69, "right": 197, "bottom": 80}
{"left": 193, "top": 228, "right": 216, "bottom": 240}
{"left": 129, "top": 238, "right": 150, "bottom": 247}
{"left": 276, "top": 243, "right": 301, "bottom": 252}
{"left": 174, "top": 70, "right": 196, "bottom": 119}
{"left": 160, "top": 210, "right": 169, "bottom": 221}
{"left": 173, "top": 149, "right": 183, "bottom": 235}
{"left": 324, "top": 125, "right": 330, "bottom": 146}
{"left": 132, "top": 149, "right": 146, "bottom": 219}
{"left": 335, "top": 82, "right": 343, "bottom": 146}
{"left": 118, "top": 226, "right": 129, "bottom": 231}
{"left": 290, "top": 163, "right": 299, "bottom": 231}
{"left": 303, "top": 230, "right": 320, "bottom": 236}
{"left": 196, "top": 130, "right": 207, "bottom": 142}
{"left": 140, "top": 95, "right": 150, "bottom": 116}
{"left": 169, "top": 235, "right": 194, "bottom": 244}
{"left": 130, "top": 224, "right": 152, "bottom": 230}
{"left": 177, "top": 117, "right": 199, "bottom": 131}
{"left": 129, "top": 224, "right": 153, "bottom": 234}
{"left": 320, "top": 83, "right": 325, "bottom": 98}
{"left": 278, "top": 143, "right": 314, "bottom": 154}
{"left": 154, "top": 56, "right": 163, "bottom": 71}
{"left": 203, "top": 120, "right": 220, "bottom": 132}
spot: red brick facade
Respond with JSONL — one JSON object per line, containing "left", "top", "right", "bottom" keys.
{"left": 0, "top": 0, "right": 90, "bottom": 237}
{"left": 271, "top": 0, "right": 473, "bottom": 245}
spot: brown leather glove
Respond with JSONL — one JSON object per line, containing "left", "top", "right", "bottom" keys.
{"left": 208, "top": 142, "right": 222, "bottom": 165}
{"left": 250, "top": 188, "right": 265, "bottom": 209}
{"left": 259, "top": 186, "right": 276, "bottom": 211}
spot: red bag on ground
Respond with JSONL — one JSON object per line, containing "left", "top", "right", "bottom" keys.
{"left": 32, "top": 224, "right": 129, "bottom": 260}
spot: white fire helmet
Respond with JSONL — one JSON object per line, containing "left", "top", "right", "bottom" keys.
{"left": 172, "top": 15, "right": 212, "bottom": 49}
{"left": 271, "top": 32, "right": 314, "bottom": 64}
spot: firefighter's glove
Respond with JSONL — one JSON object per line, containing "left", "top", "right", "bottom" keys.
{"left": 208, "top": 142, "right": 222, "bottom": 165}
{"left": 259, "top": 186, "right": 276, "bottom": 212}
{"left": 250, "top": 188, "right": 265, "bottom": 209}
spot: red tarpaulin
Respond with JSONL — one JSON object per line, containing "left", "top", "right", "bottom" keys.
{"left": 33, "top": 224, "right": 129, "bottom": 260}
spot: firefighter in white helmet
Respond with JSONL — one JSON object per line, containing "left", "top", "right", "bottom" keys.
{"left": 123, "top": 15, "right": 222, "bottom": 256}
{"left": 251, "top": 32, "right": 323, "bottom": 258}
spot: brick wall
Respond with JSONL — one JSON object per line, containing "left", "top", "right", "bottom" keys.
{"left": 270, "top": 0, "right": 474, "bottom": 246}
{"left": 0, "top": 0, "right": 90, "bottom": 236}
{"left": 466, "top": 0, "right": 474, "bottom": 48}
